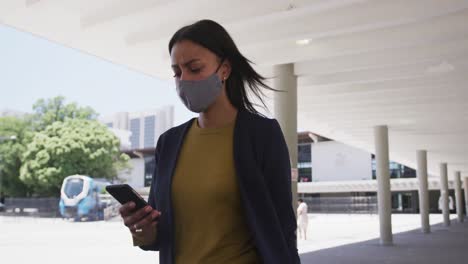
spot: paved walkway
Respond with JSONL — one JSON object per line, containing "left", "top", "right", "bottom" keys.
{"left": 1, "top": 214, "right": 465, "bottom": 263}
{"left": 300, "top": 217, "right": 468, "bottom": 264}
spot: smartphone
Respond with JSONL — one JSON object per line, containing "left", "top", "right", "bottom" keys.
{"left": 105, "top": 184, "right": 149, "bottom": 210}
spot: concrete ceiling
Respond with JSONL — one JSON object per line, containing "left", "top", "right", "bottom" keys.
{"left": 1, "top": 0, "right": 467, "bottom": 179}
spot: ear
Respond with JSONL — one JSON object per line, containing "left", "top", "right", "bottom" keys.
{"left": 221, "top": 59, "right": 232, "bottom": 83}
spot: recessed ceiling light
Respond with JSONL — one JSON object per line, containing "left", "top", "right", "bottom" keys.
{"left": 296, "top": 39, "right": 311, "bottom": 46}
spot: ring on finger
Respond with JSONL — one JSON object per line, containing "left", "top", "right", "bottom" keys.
{"left": 134, "top": 224, "right": 142, "bottom": 233}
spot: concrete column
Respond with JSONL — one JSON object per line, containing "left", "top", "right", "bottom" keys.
{"left": 464, "top": 177, "right": 468, "bottom": 219}
{"left": 454, "top": 171, "right": 464, "bottom": 222}
{"left": 273, "top": 64, "right": 298, "bottom": 213}
{"left": 416, "top": 150, "right": 430, "bottom": 233}
{"left": 374, "top": 125, "right": 393, "bottom": 245}
{"left": 439, "top": 163, "right": 450, "bottom": 226}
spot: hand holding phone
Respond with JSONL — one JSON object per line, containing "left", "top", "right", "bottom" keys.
{"left": 107, "top": 184, "right": 160, "bottom": 245}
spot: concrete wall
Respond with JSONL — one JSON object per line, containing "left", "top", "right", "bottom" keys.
{"left": 117, "top": 158, "right": 145, "bottom": 188}
{"left": 312, "top": 141, "right": 372, "bottom": 182}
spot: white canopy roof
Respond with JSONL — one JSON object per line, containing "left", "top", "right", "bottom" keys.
{"left": 1, "top": 0, "right": 467, "bottom": 179}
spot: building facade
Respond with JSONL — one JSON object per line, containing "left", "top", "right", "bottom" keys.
{"left": 298, "top": 132, "right": 420, "bottom": 213}
{"left": 297, "top": 132, "right": 373, "bottom": 183}
{"left": 101, "top": 106, "right": 174, "bottom": 150}
{"left": 100, "top": 106, "right": 174, "bottom": 188}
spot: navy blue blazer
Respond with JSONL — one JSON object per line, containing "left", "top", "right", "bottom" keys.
{"left": 140, "top": 109, "right": 300, "bottom": 264}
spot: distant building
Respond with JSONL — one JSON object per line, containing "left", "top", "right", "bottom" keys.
{"left": 298, "top": 131, "right": 418, "bottom": 213}
{"left": 100, "top": 106, "right": 174, "bottom": 150}
{"left": 100, "top": 106, "right": 174, "bottom": 188}
{"left": 297, "top": 132, "right": 373, "bottom": 183}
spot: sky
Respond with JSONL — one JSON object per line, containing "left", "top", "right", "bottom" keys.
{"left": 0, "top": 24, "right": 195, "bottom": 126}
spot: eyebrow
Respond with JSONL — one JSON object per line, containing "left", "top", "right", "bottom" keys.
{"left": 171, "top": 59, "right": 201, "bottom": 68}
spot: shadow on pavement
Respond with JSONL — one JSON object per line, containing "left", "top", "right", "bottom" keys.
{"left": 300, "top": 218, "right": 468, "bottom": 264}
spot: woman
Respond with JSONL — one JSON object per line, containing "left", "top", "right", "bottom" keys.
{"left": 297, "top": 199, "right": 309, "bottom": 240}
{"left": 119, "top": 19, "right": 300, "bottom": 264}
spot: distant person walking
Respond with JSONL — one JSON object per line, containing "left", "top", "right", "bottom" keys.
{"left": 438, "top": 195, "right": 455, "bottom": 211}
{"left": 297, "top": 199, "right": 309, "bottom": 240}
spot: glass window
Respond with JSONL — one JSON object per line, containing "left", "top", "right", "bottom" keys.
{"left": 143, "top": 116, "right": 156, "bottom": 148}
{"left": 130, "top": 118, "right": 140, "bottom": 149}
{"left": 389, "top": 162, "right": 400, "bottom": 170}
{"left": 402, "top": 166, "right": 416, "bottom": 178}
{"left": 64, "top": 178, "right": 84, "bottom": 198}
{"left": 298, "top": 167, "right": 312, "bottom": 182}
{"left": 390, "top": 169, "right": 400, "bottom": 178}
{"left": 298, "top": 143, "right": 311, "bottom": 164}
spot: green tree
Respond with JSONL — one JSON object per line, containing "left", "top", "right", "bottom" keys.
{"left": 32, "top": 96, "right": 98, "bottom": 131}
{"left": 0, "top": 116, "right": 33, "bottom": 197}
{"left": 20, "top": 119, "right": 129, "bottom": 197}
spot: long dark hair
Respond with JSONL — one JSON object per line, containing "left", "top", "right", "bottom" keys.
{"left": 168, "top": 20, "right": 275, "bottom": 115}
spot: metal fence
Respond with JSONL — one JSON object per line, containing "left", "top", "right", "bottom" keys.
{"left": 0, "top": 195, "right": 147, "bottom": 220}
{"left": 303, "top": 196, "right": 378, "bottom": 214}
{"left": 1, "top": 197, "right": 60, "bottom": 217}
{"left": 1, "top": 195, "right": 379, "bottom": 218}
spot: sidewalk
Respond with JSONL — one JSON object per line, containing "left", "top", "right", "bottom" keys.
{"left": 300, "top": 216, "right": 468, "bottom": 263}
{"left": 1, "top": 213, "right": 464, "bottom": 264}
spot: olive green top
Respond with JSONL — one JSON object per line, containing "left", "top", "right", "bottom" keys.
{"left": 171, "top": 119, "right": 260, "bottom": 264}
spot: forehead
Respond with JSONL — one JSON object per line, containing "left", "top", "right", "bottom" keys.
{"left": 170, "top": 40, "right": 217, "bottom": 64}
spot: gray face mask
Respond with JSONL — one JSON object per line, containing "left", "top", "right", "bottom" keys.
{"left": 176, "top": 61, "right": 224, "bottom": 113}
